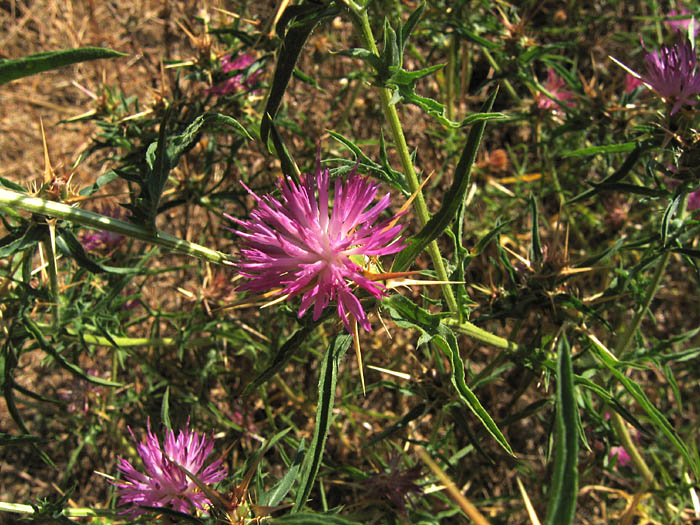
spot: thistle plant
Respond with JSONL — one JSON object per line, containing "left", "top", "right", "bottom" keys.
{"left": 113, "top": 421, "right": 227, "bottom": 517}
{"left": 227, "top": 161, "right": 404, "bottom": 332}
{"left": 641, "top": 39, "right": 700, "bottom": 114}
{"left": 2, "top": 2, "right": 700, "bottom": 524}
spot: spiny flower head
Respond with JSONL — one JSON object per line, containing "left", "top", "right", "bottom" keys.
{"left": 227, "top": 162, "right": 404, "bottom": 332}
{"left": 535, "top": 68, "right": 575, "bottom": 109}
{"left": 642, "top": 39, "right": 700, "bottom": 114}
{"left": 113, "top": 420, "right": 227, "bottom": 517}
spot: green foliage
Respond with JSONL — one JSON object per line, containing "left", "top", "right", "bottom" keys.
{"left": 0, "top": 47, "right": 125, "bottom": 85}
{"left": 2, "top": 1, "right": 700, "bottom": 524}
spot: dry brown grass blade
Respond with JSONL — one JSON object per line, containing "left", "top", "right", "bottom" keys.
{"left": 416, "top": 446, "right": 491, "bottom": 525}
{"left": 516, "top": 477, "right": 541, "bottom": 525}
{"left": 352, "top": 319, "right": 366, "bottom": 395}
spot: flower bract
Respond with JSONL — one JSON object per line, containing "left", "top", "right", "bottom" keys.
{"left": 113, "top": 420, "right": 227, "bottom": 517}
{"left": 227, "top": 163, "right": 404, "bottom": 332}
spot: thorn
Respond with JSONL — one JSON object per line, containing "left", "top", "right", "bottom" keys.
{"left": 40, "top": 118, "right": 55, "bottom": 185}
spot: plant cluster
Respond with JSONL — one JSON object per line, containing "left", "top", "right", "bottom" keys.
{"left": 1, "top": 1, "right": 700, "bottom": 523}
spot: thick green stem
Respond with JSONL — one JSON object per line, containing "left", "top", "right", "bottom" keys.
{"left": 0, "top": 189, "right": 234, "bottom": 264}
{"left": 353, "top": 10, "right": 458, "bottom": 313}
{"left": 442, "top": 317, "right": 521, "bottom": 352}
{"left": 42, "top": 236, "right": 61, "bottom": 329}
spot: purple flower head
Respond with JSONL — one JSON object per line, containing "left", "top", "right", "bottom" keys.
{"left": 113, "top": 420, "right": 227, "bottom": 517}
{"left": 688, "top": 187, "right": 700, "bottom": 210}
{"left": 666, "top": 10, "right": 699, "bottom": 37}
{"left": 642, "top": 39, "right": 700, "bottom": 114}
{"left": 535, "top": 68, "right": 575, "bottom": 109}
{"left": 609, "top": 445, "right": 631, "bottom": 468}
{"left": 82, "top": 205, "right": 125, "bottom": 251}
{"left": 208, "top": 53, "right": 262, "bottom": 95}
{"left": 227, "top": 161, "right": 404, "bottom": 332}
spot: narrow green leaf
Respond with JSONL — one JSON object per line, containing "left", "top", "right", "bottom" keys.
{"left": 587, "top": 334, "right": 697, "bottom": 476}
{"left": 269, "top": 120, "right": 301, "bottom": 184}
{"left": 260, "top": 440, "right": 305, "bottom": 507}
{"left": 544, "top": 334, "right": 579, "bottom": 525}
{"left": 399, "top": 2, "right": 426, "bottom": 53}
{"left": 293, "top": 334, "right": 352, "bottom": 511}
{"left": 562, "top": 142, "right": 637, "bottom": 157}
{"left": 385, "top": 295, "right": 514, "bottom": 455}
{"left": 0, "top": 47, "right": 125, "bottom": 85}
{"left": 261, "top": 3, "right": 338, "bottom": 144}
{"left": 161, "top": 386, "right": 171, "bottom": 431}
{"left": 567, "top": 145, "right": 645, "bottom": 204}
{"left": 0, "top": 176, "right": 27, "bottom": 193}
{"left": 273, "top": 513, "right": 361, "bottom": 524}
{"left": 0, "top": 432, "right": 46, "bottom": 446}
{"left": 56, "top": 228, "right": 136, "bottom": 275}
{"left": 241, "top": 323, "right": 317, "bottom": 397}
{"left": 661, "top": 192, "right": 682, "bottom": 246}
{"left": 22, "top": 317, "right": 123, "bottom": 388}
{"left": 393, "top": 89, "right": 497, "bottom": 272}
{"left": 529, "top": 195, "right": 542, "bottom": 265}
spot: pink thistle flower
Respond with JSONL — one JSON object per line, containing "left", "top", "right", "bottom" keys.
{"left": 535, "top": 68, "right": 575, "bottom": 109}
{"left": 609, "top": 445, "right": 632, "bottom": 468}
{"left": 226, "top": 162, "right": 404, "bottom": 332}
{"left": 642, "top": 39, "right": 700, "bottom": 114}
{"left": 113, "top": 420, "right": 227, "bottom": 517}
{"left": 666, "top": 10, "right": 699, "bottom": 37}
{"left": 688, "top": 187, "right": 700, "bottom": 210}
{"left": 208, "top": 53, "right": 262, "bottom": 95}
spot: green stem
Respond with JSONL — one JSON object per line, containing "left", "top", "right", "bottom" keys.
{"left": 481, "top": 48, "right": 521, "bottom": 103}
{"left": 352, "top": 9, "right": 458, "bottom": 314}
{"left": 446, "top": 33, "right": 456, "bottom": 122}
{"left": 0, "top": 501, "right": 115, "bottom": 518}
{"left": 442, "top": 317, "right": 521, "bottom": 352}
{"left": 42, "top": 237, "right": 61, "bottom": 329}
{"left": 0, "top": 188, "right": 234, "bottom": 264}
{"left": 610, "top": 411, "right": 656, "bottom": 487}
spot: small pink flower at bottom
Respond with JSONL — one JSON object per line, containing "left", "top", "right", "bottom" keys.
{"left": 535, "top": 68, "right": 576, "bottom": 109}
{"left": 226, "top": 162, "right": 404, "bottom": 332}
{"left": 113, "top": 420, "right": 227, "bottom": 517}
{"left": 642, "top": 39, "right": 700, "bottom": 115}
{"left": 688, "top": 187, "right": 700, "bottom": 210}
{"left": 609, "top": 445, "right": 632, "bottom": 468}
